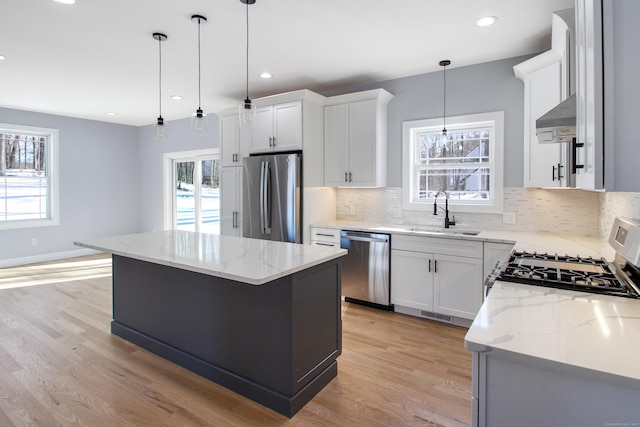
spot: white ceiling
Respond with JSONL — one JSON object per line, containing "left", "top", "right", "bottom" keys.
{"left": 0, "top": 0, "right": 574, "bottom": 126}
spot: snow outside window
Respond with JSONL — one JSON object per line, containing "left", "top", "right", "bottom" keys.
{"left": 0, "top": 124, "right": 59, "bottom": 229}
{"left": 402, "top": 111, "right": 504, "bottom": 214}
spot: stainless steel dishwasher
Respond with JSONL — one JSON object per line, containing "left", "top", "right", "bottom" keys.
{"left": 340, "top": 230, "right": 392, "bottom": 310}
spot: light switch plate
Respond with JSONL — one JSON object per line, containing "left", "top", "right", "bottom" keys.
{"left": 502, "top": 212, "right": 516, "bottom": 224}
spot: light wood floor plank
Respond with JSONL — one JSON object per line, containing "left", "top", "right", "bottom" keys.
{"left": 0, "top": 254, "right": 472, "bottom": 426}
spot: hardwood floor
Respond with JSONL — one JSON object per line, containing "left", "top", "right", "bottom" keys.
{"left": 0, "top": 255, "right": 472, "bottom": 426}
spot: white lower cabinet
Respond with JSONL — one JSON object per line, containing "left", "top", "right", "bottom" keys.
{"left": 391, "top": 235, "right": 483, "bottom": 321}
{"left": 309, "top": 227, "right": 341, "bottom": 248}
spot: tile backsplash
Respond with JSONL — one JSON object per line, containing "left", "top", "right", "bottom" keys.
{"left": 336, "top": 187, "right": 640, "bottom": 238}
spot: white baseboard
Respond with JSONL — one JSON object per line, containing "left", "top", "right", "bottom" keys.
{"left": 0, "top": 248, "right": 102, "bottom": 268}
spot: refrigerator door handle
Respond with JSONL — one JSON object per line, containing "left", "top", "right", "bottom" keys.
{"left": 260, "top": 160, "right": 272, "bottom": 234}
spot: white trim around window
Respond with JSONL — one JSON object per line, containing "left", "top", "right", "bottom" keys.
{"left": 402, "top": 111, "right": 504, "bottom": 214}
{"left": 162, "top": 148, "right": 220, "bottom": 231}
{"left": 0, "top": 123, "right": 59, "bottom": 230}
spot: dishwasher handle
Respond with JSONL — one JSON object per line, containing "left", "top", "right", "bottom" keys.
{"left": 340, "top": 230, "right": 390, "bottom": 244}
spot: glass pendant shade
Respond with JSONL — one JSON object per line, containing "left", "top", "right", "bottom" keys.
{"left": 440, "top": 128, "right": 448, "bottom": 145}
{"left": 239, "top": 98, "right": 256, "bottom": 128}
{"left": 153, "top": 116, "right": 166, "bottom": 139}
{"left": 238, "top": 0, "right": 256, "bottom": 128}
{"left": 192, "top": 108, "right": 207, "bottom": 134}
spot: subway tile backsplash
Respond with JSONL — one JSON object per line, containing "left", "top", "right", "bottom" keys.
{"left": 336, "top": 187, "right": 640, "bottom": 238}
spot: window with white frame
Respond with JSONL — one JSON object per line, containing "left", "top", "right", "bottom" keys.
{"left": 402, "top": 111, "right": 504, "bottom": 213}
{"left": 0, "top": 124, "right": 59, "bottom": 229}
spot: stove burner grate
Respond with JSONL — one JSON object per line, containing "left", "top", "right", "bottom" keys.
{"left": 498, "top": 251, "right": 640, "bottom": 299}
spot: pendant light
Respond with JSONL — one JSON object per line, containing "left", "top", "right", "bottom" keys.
{"left": 152, "top": 32, "right": 168, "bottom": 139}
{"left": 439, "top": 59, "right": 451, "bottom": 145}
{"left": 191, "top": 14, "right": 207, "bottom": 134}
{"left": 239, "top": 0, "right": 257, "bottom": 128}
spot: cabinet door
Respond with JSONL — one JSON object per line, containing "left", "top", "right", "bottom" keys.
{"left": 220, "top": 167, "right": 242, "bottom": 236}
{"left": 576, "top": 0, "right": 604, "bottom": 190}
{"left": 348, "top": 99, "right": 378, "bottom": 186}
{"left": 273, "top": 101, "right": 302, "bottom": 152}
{"left": 323, "top": 104, "right": 350, "bottom": 186}
{"left": 251, "top": 105, "right": 274, "bottom": 153}
{"left": 523, "top": 61, "right": 566, "bottom": 188}
{"left": 391, "top": 249, "right": 433, "bottom": 311}
{"left": 433, "top": 254, "right": 483, "bottom": 320}
{"left": 220, "top": 115, "right": 240, "bottom": 167}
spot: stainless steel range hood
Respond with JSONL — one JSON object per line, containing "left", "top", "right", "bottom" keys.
{"left": 535, "top": 94, "right": 576, "bottom": 143}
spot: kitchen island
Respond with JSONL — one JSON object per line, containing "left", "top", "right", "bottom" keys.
{"left": 75, "top": 230, "right": 347, "bottom": 417}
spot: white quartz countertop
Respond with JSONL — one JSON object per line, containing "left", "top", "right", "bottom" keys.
{"left": 312, "top": 221, "right": 614, "bottom": 260}
{"left": 75, "top": 230, "right": 347, "bottom": 285}
{"left": 465, "top": 281, "right": 640, "bottom": 387}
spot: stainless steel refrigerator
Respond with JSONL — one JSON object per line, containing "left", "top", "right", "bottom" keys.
{"left": 242, "top": 152, "right": 302, "bottom": 243}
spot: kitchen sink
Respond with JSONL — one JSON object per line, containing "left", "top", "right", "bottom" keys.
{"left": 368, "top": 226, "right": 481, "bottom": 236}
{"left": 409, "top": 227, "right": 481, "bottom": 236}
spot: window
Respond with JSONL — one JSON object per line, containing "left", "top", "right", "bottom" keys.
{"left": 402, "top": 111, "right": 504, "bottom": 213}
{"left": 0, "top": 124, "right": 59, "bottom": 229}
{"left": 163, "top": 149, "right": 221, "bottom": 234}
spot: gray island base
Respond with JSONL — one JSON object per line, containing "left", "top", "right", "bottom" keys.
{"left": 110, "top": 254, "right": 342, "bottom": 417}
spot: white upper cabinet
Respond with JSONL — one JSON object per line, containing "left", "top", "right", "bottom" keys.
{"left": 515, "top": 53, "right": 567, "bottom": 188}
{"left": 514, "top": 9, "right": 573, "bottom": 188}
{"left": 576, "top": 0, "right": 640, "bottom": 191}
{"left": 323, "top": 89, "right": 393, "bottom": 187}
{"left": 575, "top": 0, "right": 604, "bottom": 190}
{"left": 251, "top": 101, "right": 303, "bottom": 153}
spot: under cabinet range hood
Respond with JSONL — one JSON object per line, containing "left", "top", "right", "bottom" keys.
{"left": 536, "top": 93, "right": 576, "bottom": 143}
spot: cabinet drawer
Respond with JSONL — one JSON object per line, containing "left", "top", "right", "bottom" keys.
{"left": 310, "top": 227, "right": 341, "bottom": 244}
{"left": 392, "top": 234, "right": 483, "bottom": 259}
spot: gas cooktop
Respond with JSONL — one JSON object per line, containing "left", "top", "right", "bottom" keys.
{"left": 497, "top": 251, "right": 640, "bottom": 299}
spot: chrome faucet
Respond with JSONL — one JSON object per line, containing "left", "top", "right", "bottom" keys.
{"left": 433, "top": 191, "right": 456, "bottom": 228}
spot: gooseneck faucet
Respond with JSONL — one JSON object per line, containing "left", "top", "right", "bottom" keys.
{"left": 433, "top": 191, "right": 456, "bottom": 228}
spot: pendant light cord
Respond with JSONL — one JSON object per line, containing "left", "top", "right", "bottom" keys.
{"left": 197, "top": 19, "right": 202, "bottom": 110}
{"left": 245, "top": 2, "right": 250, "bottom": 100}
{"left": 158, "top": 37, "right": 162, "bottom": 117}
{"left": 442, "top": 64, "right": 446, "bottom": 130}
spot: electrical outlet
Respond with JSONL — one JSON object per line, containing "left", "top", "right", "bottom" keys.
{"left": 502, "top": 212, "right": 516, "bottom": 224}
{"left": 30, "top": 237, "right": 37, "bottom": 246}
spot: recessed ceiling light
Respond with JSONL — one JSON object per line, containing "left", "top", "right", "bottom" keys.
{"left": 170, "top": 95, "right": 183, "bottom": 100}
{"left": 0, "top": 54, "right": 5, "bottom": 61}
{"left": 54, "top": 0, "right": 76, "bottom": 4}
{"left": 260, "top": 72, "right": 272, "bottom": 79}
{"left": 106, "top": 112, "right": 117, "bottom": 116}
{"left": 475, "top": 16, "right": 498, "bottom": 27}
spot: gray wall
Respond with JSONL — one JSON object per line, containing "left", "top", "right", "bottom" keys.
{"left": 320, "top": 55, "right": 531, "bottom": 187}
{"left": 137, "top": 116, "right": 219, "bottom": 232}
{"left": 0, "top": 108, "right": 219, "bottom": 263}
{"left": 0, "top": 107, "right": 141, "bottom": 262}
